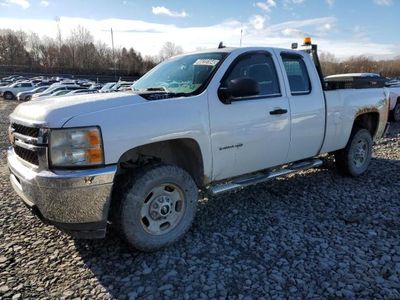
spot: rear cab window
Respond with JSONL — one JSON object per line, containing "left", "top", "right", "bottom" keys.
{"left": 281, "top": 53, "right": 311, "bottom": 95}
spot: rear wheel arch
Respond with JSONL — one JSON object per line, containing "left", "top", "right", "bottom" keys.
{"left": 352, "top": 111, "right": 379, "bottom": 138}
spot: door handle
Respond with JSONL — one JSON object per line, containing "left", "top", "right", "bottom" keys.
{"left": 269, "top": 108, "right": 288, "bottom": 115}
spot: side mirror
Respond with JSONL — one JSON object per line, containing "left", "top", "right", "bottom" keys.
{"left": 218, "top": 77, "right": 259, "bottom": 104}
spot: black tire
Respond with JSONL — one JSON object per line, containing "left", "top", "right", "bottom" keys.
{"left": 391, "top": 102, "right": 400, "bottom": 122}
{"left": 115, "top": 163, "right": 198, "bottom": 251}
{"left": 25, "top": 95, "right": 32, "bottom": 101}
{"left": 334, "top": 128, "right": 373, "bottom": 177}
{"left": 3, "top": 91, "right": 14, "bottom": 100}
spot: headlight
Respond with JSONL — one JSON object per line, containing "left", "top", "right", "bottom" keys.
{"left": 49, "top": 127, "right": 104, "bottom": 168}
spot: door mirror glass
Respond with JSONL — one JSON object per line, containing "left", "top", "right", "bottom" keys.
{"left": 218, "top": 77, "right": 259, "bottom": 104}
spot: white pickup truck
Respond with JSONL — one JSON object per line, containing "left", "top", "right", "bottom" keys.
{"left": 7, "top": 39, "right": 390, "bottom": 251}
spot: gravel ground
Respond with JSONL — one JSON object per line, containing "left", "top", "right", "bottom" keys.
{"left": 0, "top": 99, "right": 399, "bottom": 299}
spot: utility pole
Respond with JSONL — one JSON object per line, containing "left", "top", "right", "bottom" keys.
{"left": 55, "top": 16, "right": 62, "bottom": 48}
{"left": 240, "top": 27, "right": 243, "bottom": 47}
{"left": 111, "top": 28, "right": 117, "bottom": 81}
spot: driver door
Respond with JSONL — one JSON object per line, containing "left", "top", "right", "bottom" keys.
{"left": 208, "top": 51, "right": 291, "bottom": 180}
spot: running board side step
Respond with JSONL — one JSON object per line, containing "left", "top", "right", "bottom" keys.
{"left": 208, "top": 159, "right": 323, "bottom": 196}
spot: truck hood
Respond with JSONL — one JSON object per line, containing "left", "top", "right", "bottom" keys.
{"left": 10, "top": 92, "right": 146, "bottom": 127}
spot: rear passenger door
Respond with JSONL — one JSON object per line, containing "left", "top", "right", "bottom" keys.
{"left": 209, "top": 51, "right": 291, "bottom": 180}
{"left": 276, "top": 51, "right": 325, "bottom": 162}
{"left": 21, "top": 83, "right": 33, "bottom": 92}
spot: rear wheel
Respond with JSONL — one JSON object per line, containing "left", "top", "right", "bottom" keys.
{"left": 335, "top": 128, "right": 373, "bottom": 177}
{"left": 115, "top": 164, "right": 198, "bottom": 251}
{"left": 25, "top": 95, "right": 32, "bottom": 101}
{"left": 3, "top": 92, "right": 14, "bottom": 100}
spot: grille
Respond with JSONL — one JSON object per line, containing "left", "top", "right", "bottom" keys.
{"left": 14, "top": 146, "right": 39, "bottom": 166}
{"left": 11, "top": 123, "right": 39, "bottom": 138}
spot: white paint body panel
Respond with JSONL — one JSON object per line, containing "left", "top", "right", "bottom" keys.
{"left": 321, "top": 88, "right": 388, "bottom": 153}
{"left": 9, "top": 47, "right": 390, "bottom": 183}
{"left": 273, "top": 49, "right": 326, "bottom": 162}
{"left": 207, "top": 48, "right": 291, "bottom": 180}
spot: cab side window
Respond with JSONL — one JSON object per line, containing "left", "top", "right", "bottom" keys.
{"left": 223, "top": 52, "right": 281, "bottom": 99}
{"left": 281, "top": 54, "right": 311, "bottom": 95}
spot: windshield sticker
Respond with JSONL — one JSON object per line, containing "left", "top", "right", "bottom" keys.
{"left": 193, "top": 59, "right": 220, "bottom": 66}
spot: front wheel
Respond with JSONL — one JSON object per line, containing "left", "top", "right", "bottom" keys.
{"left": 335, "top": 128, "right": 373, "bottom": 177}
{"left": 3, "top": 92, "right": 14, "bottom": 100}
{"left": 116, "top": 164, "right": 198, "bottom": 251}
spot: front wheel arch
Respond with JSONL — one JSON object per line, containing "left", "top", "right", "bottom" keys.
{"left": 115, "top": 138, "right": 205, "bottom": 188}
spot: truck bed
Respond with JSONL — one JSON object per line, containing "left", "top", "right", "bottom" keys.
{"left": 321, "top": 87, "right": 389, "bottom": 153}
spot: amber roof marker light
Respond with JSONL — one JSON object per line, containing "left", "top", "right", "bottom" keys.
{"left": 303, "top": 37, "right": 312, "bottom": 46}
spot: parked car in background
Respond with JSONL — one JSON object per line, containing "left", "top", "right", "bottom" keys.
{"left": 53, "top": 80, "right": 76, "bottom": 86}
{"left": 386, "top": 78, "right": 400, "bottom": 87}
{"left": 88, "top": 83, "right": 104, "bottom": 91}
{"left": 32, "top": 85, "right": 82, "bottom": 99}
{"left": 65, "top": 89, "right": 93, "bottom": 96}
{"left": 111, "top": 81, "right": 135, "bottom": 92}
{"left": 16, "top": 86, "right": 50, "bottom": 101}
{"left": 76, "top": 79, "right": 95, "bottom": 88}
{"left": 0, "top": 81, "right": 35, "bottom": 100}
{"left": 99, "top": 82, "right": 117, "bottom": 93}
{"left": 49, "top": 90, "right": 73, "bottom": 97}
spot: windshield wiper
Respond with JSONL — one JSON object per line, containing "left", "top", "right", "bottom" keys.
{"left": 144, "top": 86, "right": 169, "bottom": 92}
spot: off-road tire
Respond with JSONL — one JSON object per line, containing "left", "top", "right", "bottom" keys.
{"left": 3, "top": 92, "right": 14, "bottom": 100}
{"left": 115, "top": 163, "right": 198, "bottom": 251}
{"left": 335, "top": 128, "right": 373, "bottom": 177}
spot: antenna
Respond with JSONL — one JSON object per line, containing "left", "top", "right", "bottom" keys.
{"left": 240, "top": 28, "right": 243, "bottom": 47}
{"left": 111, "top": 28, "right": 116, "bottom": 81}
{"left": 218, "top": 41, "right": 225, "bottom": 49}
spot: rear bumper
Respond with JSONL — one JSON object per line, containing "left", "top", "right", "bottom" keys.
{"left": 7, "top": 147, "right": 117, "bottom": 238}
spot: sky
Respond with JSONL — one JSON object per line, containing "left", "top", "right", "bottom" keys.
{"left": 0, "top": 0, "right": 399, "bottom": 59}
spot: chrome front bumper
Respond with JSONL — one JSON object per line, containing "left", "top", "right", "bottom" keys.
{"left": 7, "top": 147, "right": 117, "bottom": 238}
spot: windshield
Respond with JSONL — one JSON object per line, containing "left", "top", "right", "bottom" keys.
{"left": 33, "top": 86, "right": 46, "bottom": 92}
{"left": 100, "top": 82, "right": 116, "bottom": 91}
{"left": 44, "top": 86, "right": 64, "bottom": 94}
{"left": 132, "top": 52, "right": 227, "bottom": 95}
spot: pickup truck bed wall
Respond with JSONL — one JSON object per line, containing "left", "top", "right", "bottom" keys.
{"left": 322, "top": 88, "right": 388, "bottom": 153}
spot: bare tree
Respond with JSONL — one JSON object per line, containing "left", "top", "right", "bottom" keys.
{"left": 158, "top": 41, "right": 183, "bottom": 61}
{"left": 2, "top": 27, "right": 397, "bottom": 78}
